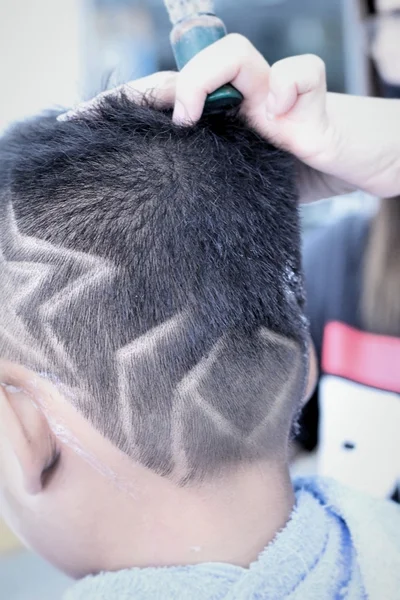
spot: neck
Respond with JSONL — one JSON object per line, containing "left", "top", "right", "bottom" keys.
{"left": 105, "top": 460, "right": 295, "bottom": 570}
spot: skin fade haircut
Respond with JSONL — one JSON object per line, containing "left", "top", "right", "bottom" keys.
{"left": 0, "top": 95, "right": 308, "bottom": 484}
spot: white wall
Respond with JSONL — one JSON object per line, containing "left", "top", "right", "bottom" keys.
{"left": 0, "top": 0, "right": 84, "bottom": 133}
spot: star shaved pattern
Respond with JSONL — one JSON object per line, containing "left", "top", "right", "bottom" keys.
{"left": 0, "top": 202, "right": 116, "bottom": 383}
{"left": 116, "top": 312, "right": 187, "bottom": 453}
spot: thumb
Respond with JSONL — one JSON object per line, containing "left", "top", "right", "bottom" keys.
{"left": 266, "top": 54, "right": 327, "bottom": 123}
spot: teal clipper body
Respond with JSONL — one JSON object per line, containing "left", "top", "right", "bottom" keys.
{"left": 164, "top": 0, "right": 243, "bottom": 112}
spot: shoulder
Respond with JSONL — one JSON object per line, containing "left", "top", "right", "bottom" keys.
{"left": 294, "top": 476, "right": 400, "bottom": 599}
{"left": 294, "top": 475, "right": 400, "bottom": 524}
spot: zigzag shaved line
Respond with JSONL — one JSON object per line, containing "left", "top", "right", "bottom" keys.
{"left": 174, "top": 337, "right": 243, "bottom": 438}
{"left": 117, "top": 313, "right": 184, "bottom": 362}
{"left": 0, "top": 324, "right": 49, "bottom": 371}
{"left": 115, "top": 313, "right": 186, "bottom": 441}
{"left": 192, "top": 390, "right": 242, "bottom": 437}
{"left": 169, "top": 393, "right": 189, "bottom": 481}
{"left": 170, "top": 338, "right": 227, "bottom": 481}
{"left": 246, "top": 328, "right": 301, "bottom": 445}
{"left": 39, "top": 265, "right": 114, "bottom": 375}
{"left": 175, "top": 337, "right": 224, "bottom": 395}
{"left": 4, "top": 204, "right": 114, "bottom": 376}
{"left": 0, "top": 259, "right": 53, "bottom": 368}
{"left": 170, "top": 337, "right": 243, "bottom": 480}
{"left": 6, "top": 260, "right": 54, "bottom": 323}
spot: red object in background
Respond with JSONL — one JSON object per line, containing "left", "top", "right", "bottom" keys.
{"left": 322, "top": 321, "right": 400, "bottom": 394}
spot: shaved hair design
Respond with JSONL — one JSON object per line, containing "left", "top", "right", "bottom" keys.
{"left": 0, "top": 97, "right": 308, "bottom": 483}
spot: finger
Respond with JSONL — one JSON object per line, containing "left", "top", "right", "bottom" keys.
{"left": 173, "top": 34, "right": 270, "bottom": 124}
{"left": 266, "top": 54, "right": 327, "bottom": 120}
{"left": 58, "top": 71, "right": 177, "bottom": 122}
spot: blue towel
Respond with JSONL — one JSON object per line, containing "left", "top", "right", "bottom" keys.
{"left": 65, "top": 477, "right": 400, "bottom": 600}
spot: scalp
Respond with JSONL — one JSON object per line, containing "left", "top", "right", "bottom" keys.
{"left": 0, "top": 95, "right": 308, "bottom": 483}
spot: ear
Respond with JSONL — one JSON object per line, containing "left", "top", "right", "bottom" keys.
{"left": 0, "top": 380, "right": 58, "bottom": 495}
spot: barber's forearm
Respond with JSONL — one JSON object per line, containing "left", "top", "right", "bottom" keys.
{"left": 296, "top": 162, "right": 358, "bottom": 204}
{"left": 319, "top": 93, "right": 400, "bottom": 198}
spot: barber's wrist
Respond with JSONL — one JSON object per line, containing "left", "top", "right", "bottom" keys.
{"left": 312, "top": 93, "right": 400, "bottom": 198}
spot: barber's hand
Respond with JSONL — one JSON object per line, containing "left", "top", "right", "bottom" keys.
{"left": 61, "top": 35, "right": 400, "bottom": 199}
{"left": 173, "top": 34, "right": 400, "bottom": 199}
{"left": 172, "top": 34, "right": 359, "bottom": 202}
{"left": 173, "top": 36, "right": 330, "bottom": 158}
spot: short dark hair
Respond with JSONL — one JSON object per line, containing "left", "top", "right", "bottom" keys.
{"left": 0, "top": 95, "right": 308, "bottom": 483}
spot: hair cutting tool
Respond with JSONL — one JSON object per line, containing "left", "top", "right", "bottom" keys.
{"left": 163, "top": 0, "right": 243, "bottom": 112}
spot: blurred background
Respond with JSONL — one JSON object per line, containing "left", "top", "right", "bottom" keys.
{"left": 0, "top": 0, "right": 399, "bottom": 598}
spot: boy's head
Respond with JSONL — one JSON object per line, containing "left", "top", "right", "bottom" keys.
{"left": 0, "top": 96, "right": 313, "bottom": 576}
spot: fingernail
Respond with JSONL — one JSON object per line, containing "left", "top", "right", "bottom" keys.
{"left": 173, "top": 100, "right": 190, "bottom": 125}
